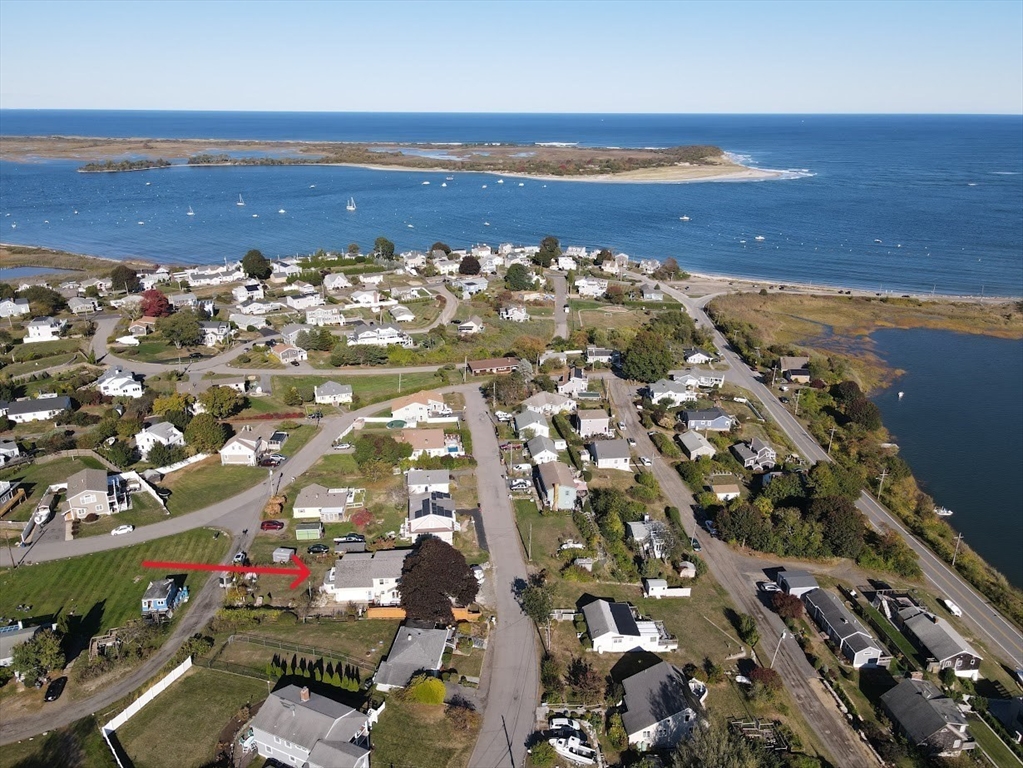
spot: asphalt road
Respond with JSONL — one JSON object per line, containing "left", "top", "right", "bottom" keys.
{"left": 607, "top": 378, "right": 876, "bottom": 767}
{"left": 550, "top": 273, "right": 569, "bottom": 339}
{"left": 463, "top": 387, "right": 539, "bottom": 768}
{"left": 652, "top": 279, "right": 1023, "bottom": 669}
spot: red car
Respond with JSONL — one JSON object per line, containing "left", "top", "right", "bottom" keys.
{"left": 260, "top": 520, "right": 285, "bottom": 532}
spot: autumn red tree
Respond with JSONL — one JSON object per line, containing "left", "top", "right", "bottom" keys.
{"left": 399, "top": 537, "right": 479, "bottom": 624}
{"left": 771, "top": 591, "right": 805, "bottom": 621}
{"left": 140, "top": 289, "right": 171, "bottom": 317}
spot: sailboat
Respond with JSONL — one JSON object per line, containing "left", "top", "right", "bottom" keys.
{"left": 346, "top": 197, "right": 356, "bottom": 212}
{"left": 187, "top": 206, "right": 195, "bottom": 216}
{"left": 236, "top": 195, "right": 245, "bottom": 206}
{"left": 680, "top": 215, "right": 690, "bottom": 221}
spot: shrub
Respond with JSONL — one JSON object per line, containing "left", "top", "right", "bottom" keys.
{"left": 403, "top": 674, "right": 446, "bottom": 704}
{"left": 529, "top": 740, "right": 556, "bottom": 768}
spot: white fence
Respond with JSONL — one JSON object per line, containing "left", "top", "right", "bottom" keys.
{"left": 153, "top": 453, "right": 209, "bottom": 476}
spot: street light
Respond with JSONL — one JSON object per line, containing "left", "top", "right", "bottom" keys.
{"left": 770, "top": 631, "right": 789, "bottom": 668}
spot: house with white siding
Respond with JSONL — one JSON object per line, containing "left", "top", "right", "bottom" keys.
{"left": 25, "top": 317, "right": 66, "bottom": 343}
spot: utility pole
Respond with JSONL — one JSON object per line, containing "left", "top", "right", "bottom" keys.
{"left": 951, "top": 533, "right": 964, "bottom": 567}
{"left": 528, "top": 523, "right": 532, "bottom": 562}
{"left": 827, "top": 427, "right": 837, "bottom": 456}
{"left": 770, "top": 631, "right": 788, "bottom": 668}
{"left": 398, "top": 371, "right": 402, "bottom": 393}
{"left": 771, "top": 367, "right": 778, "bottom": 388}
{"left": 794, "top": 388, "right": 802, "bottom": 416}
{"left": 876, "top": 468, "right": 889, "bottom": 499}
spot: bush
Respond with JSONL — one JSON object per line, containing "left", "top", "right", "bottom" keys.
{"left": 403, "top": 674, "right": 446, "bottom": 704}
{"left": 529, "top": 740, "right": 557, "bottom": 767}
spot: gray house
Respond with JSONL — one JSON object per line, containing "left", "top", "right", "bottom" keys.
{"left": 514, "top": 410, "right": 551, "bottom": 440}
{"left": 621, "top": 661, "right": 701, "bottom": 752}
{"left": 731, "top": 437, "right": 777, "bottom": 470}
{"left": 881, "top": 677, "right": 975, "bottom": 757}
{"left": 679, "top": 431, "right": 716, "bottom": 460}
{"left": 589, "top": 439, "right": 632, "bottom": 471}
{"left": 535, "top": 461, "right": 578, "bottom": 511}
{"left": 250, "top": 684, "right": 371, "bottom": 768}
{"left": 576, "top": 410, "right": 611, "bottom": 438}
{"left": 681, "top": 408, "right": 733, "bottom": 432}
{"left": 374, "top": 623, "right": 451, "bottom": 691}
{"left": 526, "top": 435, "right": 559, "bottom": 465}
{"left": 803, "top": 588, "right": 888, "bottom": 669}
{"left": 897, "top": 607, "right": 983, "bottom": 681}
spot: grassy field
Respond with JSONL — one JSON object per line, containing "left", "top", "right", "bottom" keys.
{"left": 968, "top": 713, "right": 1023, "bottom": 768}
{"left": 75, "top": 491, "right": 167, "bottom": 537}
{"left": 271, "top": 372, "right": 446, "bottom": 408}
{"left": 0, "top": 456, "right": 105, "bottom": 522}
{"left": 162, "top": 458, "right": 265, "bottom": 515}
{"left": 11, "top": 338, "right": 82, "bottom": 362}
{"left": 276, "top": 424, "right": 316, "bottom": 457}
{"left": 217, "top": 619, "right": 400, "bottom": 670}
{"left": 371, "top": 699, "right": 478, "bottom": 768}
{"left": 0, "top": 527, "right": 230, "bottom": 634}
{"left": 2, "top": 352, "right": 82, "bottom": 378}
{"left": 0, "top": 714, "right": 116, "bottom": 768}
{"left": 117, "top": 668, "right": 268, "bottom": 768}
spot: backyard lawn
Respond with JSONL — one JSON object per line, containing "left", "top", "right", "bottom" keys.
{"left": 0, "top": 527, "right": 231, "bottom": 634}
{"left": 162, "top": 458, "right": 265, "bottom": 515}
{"left": 371, "top": 699, "right": 478, "bottom": 768}
{"left": 271, "top": 372, "right": 446, "bottom": 407}
{"left": 0, "top": 714, "right": 115, "bottom": 768}
{"left": 0, "top": 456, "right": 106, "bottom": 522}
{"left": 117, "top": 668, "right": 268, "bottom": 768}
{"left": 217, "top": 619, "right": 400, "bottom": 671}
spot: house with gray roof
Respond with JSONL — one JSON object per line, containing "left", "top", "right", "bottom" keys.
{"left": 374, "top": 623, "right": 452, "bottom": 692}
{"left": 313, "top": 381, "right": 353, "bottom": 406}
{"left": 6, "top": 396, "right": 72, "bottom": 424}
{"left": 581, "top": 599, "right": 678, "bottom": 654}
{"left": 514, "top": 410, "right": 551, "bottom": 439}
{"left": 526, "top": 435, "right": 559, "bottom": 465}
{"left": 803, "top": 588, "right": 888, "bottom": 669}
{"left": 557, "top": 367, "right": 589, "bottom": 397}
{"left": 536, "top": 461, "right": 577, "bottom": 511}
{"left": 576, "top": 409, "right": 611, "bottom": 438}
{"left": 621, "top": 661, "right": 701, "bottom": 752}
{"left": 775, "top": 569, "right": 819, "bottom": 597}
{"left": 881, "top": 677, "right": 975, "bottom": 757}
{"left": 406, "top": 492, "right": 456, "bottom": 544}
{"left": 293, "top": 484, "right": 350, "bottom": 523}
{"left": 731, "top": 437, "right": 776, "bottom": 471}
{"left": 589, "top": 439, "right": 632, "bottom": 471}
{"left": 681, "top": 408, "right": 734, "bottom": 432}
{"left": 134, "top": 421, "right": 185, "bottom": 459}
{"left": 281, "top": 323, "right": 314, "bottom": 345}
{"left": 669, "top": 369, "right": 726, "bottom": 389}
{"left": 647, "top": 379, "right": 697, "bottom": 407}
{"left": 679, "top": 431, "right": 716, "bottom": 460}
{"left": 521, "top": 391, "right": 575, "bottom": 416}
{"left": 251, "top": 684, "right": 370, "bottom": 768}
{"left": 0, "top": 621, "right": 54, "bottom": 667}
{"left": 897, "top": 607, "right": 983, "bottom": 681}
{"left": 406, "top": 469, "right": 450, "bottom": 495}
{"left": 65, "top": 468, "right": 130, "bottom": 520}
{"left": 321, "top": 550, "right": 410, "bottom": 606}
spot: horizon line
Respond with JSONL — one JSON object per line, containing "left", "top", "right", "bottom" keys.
{"left": 1, "top": 108, "right": 1021, "bottom": 117}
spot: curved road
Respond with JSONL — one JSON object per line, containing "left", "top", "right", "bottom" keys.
{"left": 651, "top": 277, "right": 1023, "bottom": 668}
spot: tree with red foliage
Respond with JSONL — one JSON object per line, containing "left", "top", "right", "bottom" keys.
{"left": 400, "top": 537, "right": 479, "bottom": 624}
{"left": 140, "top": 289, "right": 171, "bottom": 317}
{"left": 771, "top": 591, "right": 805, "bottom": 621}
{"left": 750, "top": 665, "right": 783, "bottom": 693}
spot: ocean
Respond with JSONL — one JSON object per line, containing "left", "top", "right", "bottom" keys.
{"left": 1, "top": 112, "right": 1021, "bottom": 296}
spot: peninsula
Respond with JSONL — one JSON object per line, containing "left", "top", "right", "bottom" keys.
{"left": 0, "top": 135, "right": 777, "bottom": 183}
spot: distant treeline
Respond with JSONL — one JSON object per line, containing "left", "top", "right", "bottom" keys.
{"left": 78, "top": 158, "right": 172, "bottom": 173}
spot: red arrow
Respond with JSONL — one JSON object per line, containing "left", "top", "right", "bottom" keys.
{"left": 142, "top": 554, "right": 312, "bottom": 590}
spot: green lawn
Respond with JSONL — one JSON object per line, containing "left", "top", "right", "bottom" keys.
{"left": 219, "top": 620, "right": 400, "bottom": 669}
{"left": 0, "top": 528, "right": 231, "bottom": 634}
{"left": 2, "top": 352, "right": 82, "bottom": 378}
{"left": 969, "top": 713, "right": 1023, "bottom": 768}
{"left": 278, "top": 424, "right": 316, "bottom": 457}
{"left": 0, "top": 456, "right": 105, "bottom": 522}
{"left": 11, "top": 338, "right": 82, "bottom": 362}
{"left": 271, "top": 372, "right": 446, "bottom": 408}
{"left": 74, "top": 491, "right": 168, "bottom": 538}
{"left": 117, "top": 668, "right": 268, "bottom": 768}
{"left": 162, "top": 458, "right": 265, "bottom": 515}
{"left": 0, "top": 714, "right": 115, "bottom": 768}
{"left": 371, "top": 700, "right": 478, "bottom": 768}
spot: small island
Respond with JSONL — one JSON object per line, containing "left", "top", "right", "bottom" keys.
{"left": 0, "top": 135, "right": 777, "bottom": 182}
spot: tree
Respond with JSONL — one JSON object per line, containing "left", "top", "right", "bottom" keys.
{"left": 282, "top": 386, "right": 303, "bottom": 407}
{"left": 19, "top": 285, "right": 67, "bottom": 315}
{"left": 529, "top": 741, "right": 557, "bottom": 768}
{"left": 672, "top": 726, "right": 760, "bottom": 768}
{"left": 242, "top": 249, "right": 271, "bottom": 280}
{"left": 140, "top": 289, "right": 171, "bottom": 317}
{"left": 512, "top": 335, "right": 546, "bottom": 363}
{"left": 11, "top": 628, "right": 65, "bottom": 686}
{"left": 771, "top": 592, "right": 804, "bottom": 621}
{"left": 430, "top": 241, "right": 451, "bottom": 255}
{"left": 565, "top": 656, "right": 602, "bottom": 703}
{"left": 845, "top": 396, "right": 883, "bottom": 431}
{"left": 653, "top": 257, "right": 683, "bottom": 281}
{"left": 458, "top": 255, "right": 481, "bottom": 275}
{"left": 604, "top": 284, "right": 627, "bottom": 304}
{"left": 520, "top": 582, "right": 553, "bottom": 628}
{"left": 621, "top": 330, "right": 672, "bottom": 382}
{"left": 147, "top": 442, "right": 185, "bottom": 467}
{"left": 156, "top": 310, "right": 202, "bottom": 349}
{"left": 105, "top": 440, "right": 136, "bottom": 468}
{"left": 400, "top": 537, "right": 479, "bottom": 624}
{"left": 810, "top": 496, "right": 866, "bottom": 558}
{"left": 504, "top": 263, "right": 533, "bottom": 291}
{"left": 374, "top": 237, "right": 395, "bottom": 259}
{"left": 153, "top": 393, "right": 192, "bottom": 415}
{"left": 347, "top": 242, "right": 360, "bottom": 255}
{"left": 403, "top": 674, "right": 446, "bottom": 704}
{"left": 0, "top": 282, "right": 15, "bottom": 300}
{"left": 749, "top": 666, "right": 783, "bottom": 697}
{"left": 184, "top": 413, "right": 228, "bottom": 452}
{"left": 535, "top": 235, "right": 561, "bottom": 268}
{"left": 736, "top": 613, "right": 760, "bottom": 648}
{"left": 110, "top": 264, "right": 141, "bottom": 293}
{"left": 593, "top": 248, "right": 612, "bottom": 265}
{"left": 199, "top": 385, "right": 245, "bottom": 419}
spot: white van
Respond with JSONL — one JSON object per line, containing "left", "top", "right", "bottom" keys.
{"left": 941, "top": 598, "right": 963, "bottom": 618}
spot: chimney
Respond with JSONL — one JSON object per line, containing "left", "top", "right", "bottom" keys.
{"left": 300, "top": 686, "right": 310, "bottom": 702}
{"left": 909, "top": 670, "right": 924, "bottom": 681}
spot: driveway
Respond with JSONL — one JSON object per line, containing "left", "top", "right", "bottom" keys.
{"left": 462, "top": 388, "right": 539, "bottom": 768}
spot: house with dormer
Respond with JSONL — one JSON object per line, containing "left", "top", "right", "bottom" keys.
{"left": 582, "top": 599, "right": 678, "bottom": 654}
{"left": 731, "top": 437, "right": 777, "bottom": 471}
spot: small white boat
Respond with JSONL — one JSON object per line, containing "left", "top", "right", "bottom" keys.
{"left": 309, "top": 184, "right": 316, "bottom": 188}
{"left": 518, "top": 182, "right": 524, "bottom": 186}
{"left": 187, "top": 206, "right": 195, "bottom": 216}
{"left": 935, "top": 506, "right": 954, "bottom": 517}
{"left": 680, "top": 215, "right": 690, "bottom": 221}
{"left": 137, "top": 221, "right": 145, "bottom": 225}
{"left": 278, "top": 208, "right": 286, "bottom": 214}
{"left": 754, "top": 235, "right": 765, "bottom": 241}
{"left": 739, "top": 239, "right": 746, "bottom": 244}
{"left": 422, "top": 181, "right": 430, "bottom": 185}
{"left": 441, "top": 182, "right": 447, "bottom": 187}
{"left": 874, "top": 239, "right": 882, "bottom": 244}
{"left": 346, "top": 197, "right": 356, "bottom": 212}
{"left": 237, "top": 194, "right": 245, "bottom": 206}
{"left": 481, "top": 184, "right": 487, "bottom": 189}
{"left": 497, "top": 179, "right": 504, "bottom": 184}
{"left": 145, "top": 182, "right": 151, "bottom": 186}
{"left": 483, "top": 221, "right": 490, "bottom": 226}
{"left": 407, "top": 223, "right": 414, "bottom": 228}
{"left": 252, "top": 214, "right": 259, "bottom": 218}
{"left": 549, "top": 737, "right": 596, "bottom": 766}
{"left": 898, "top": 391, "right": 904, "bottom": 400}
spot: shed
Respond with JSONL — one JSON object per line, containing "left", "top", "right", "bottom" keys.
{"left": 295, "top": 523, "right": 323, "bottom": 541}
{"left": 273, "top": 547, "right": 297, "bottom": 563}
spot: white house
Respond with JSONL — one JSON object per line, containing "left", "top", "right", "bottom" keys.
{"left": 514, "top": 410, "right": 551, "bottom": 440}
{"left": 642, "top": 579, "right": 692, "bottom": 599}
{"left": 589, "top": 439, "right": 632, "bottom": 471}
{"left": 432, "top": 258, "right": 460, "bottom": 276}
{"left": 236, "top": 299, "right": 282, "bottom": 315}
{"left": 731, "top": 437, "right": 777, "bottom": 471}
{"left": 306, "top": 307, "right": 345, "bottom": 326}
{"left": 670, "top": 369, "right": 726, "bottom": 389}
{"left": 575, "top": 277, "right": 608, "bottom": 298}
{"left": 375, "top": 625, "right": 450, "bottom": 693}
{"left": 200, "top": 321, "right": 233, "bottom": 347}
{"left": 526, "top": 435, "right": 559, "bottom": 465}
{"left": 0, "top": 439, "right": 21, "bottom": 466}
{"left": 231, "top": 282, "right": 264, "bottom": 304}
{"left": 272, "top": 344, "right": 308, "bottom": 364}
{"left": 582, "top": 599, "right": 678, "bottom": 654}
{"left": 347, "top": 322, "right": 412, "bottom": 347}
{"left": 96, "top": 366, "right": 144, "bottom": 399}
{"left": 229, "top": 312, "right": 267, "bottom": 329}
{"left": 406, "top": 469, "right": 450, "bottom": 495}
{"left": 0, "top": 298, "right": 30, "bottom": 318}
{"left": 398, "top": 429, "right": 448, "bottom": 459}
{"left": 323, "top": 272, "right": 353, "bottom": 292}
{"left": 556, "top": 256, "right": 578, "bottom": 272}
{"left": 621, "top": 662, "right": 701, "bottom": 752}
{"left": 167, "top": 292, "right": 198, "bottom": 309}
{"left": 219, "top": 429, "right": 264, "bottom": 466}
{"left": 682, "top": 348, "right": 714, "bottom": 365}
{"left": 286, "top": 293, "right": 325, "bottom": 310}
{"left": 457, "top": 316, "right": 485, "bottom": 335}
{"left": 499, "top": 305, "right": 529, "bottom": 322}
{"left": 349, "top": 289, "right": 382, "bottom": 306}
{"left": 24, "top": 317, "right": 66, "bottom": 343}
{"left": 68, "top": 297, "right": 98, "bottom": 314}
{"left": 313, "top": 381, "right": 353, "bottom": 406}
{"left": 521, "top": 391, "right": 575, "bottom": 416}
{"left": 389, "top": 304, "right": 415, "bottom": 323}
{"left": 65, "top": 468, "right": 130, "bottom": 519}
{"left": 359, "top": 273, "right": 385, "bottom": 286}
{"left": 391, "top": 390, "right": 447, "bottom": 424}
{"left": 281, "top": 323, "right": 314, "bottom": 345}
{"left": 321, "top": 550, "right": 410, "bottom": 606}
{"left": 707, "top": 475, "right": 742, "bottom": 502}
{"left": 269, "top": 262, "right": 301, "bottom": 282}
{"left": 6, "top": 396, "right": 73, "bottom": 423}
{"left": 557, "top": 368, "right": 589, "bottom": 397}
{"left": 679, "top": 431, "right": 716, "bottom": 460}
{"left": 454, "top": 277, "right": 489, "bottom": 298}
{"left": 406, "top": 492, "right": 457, "bottom": 544}
{"left": 293, "top": 484, "right": 350, "bottom": 523}
{"left": 648, "top": 380, "right": 698, "bottom": 407}
{"left": 576, "top": 410, "right": 611, "bottom": 438}
{"left": 134, "top": 421, "right": 185, "bottom": 459}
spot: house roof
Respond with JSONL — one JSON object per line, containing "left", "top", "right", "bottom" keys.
{"left": 325, "top": 550, "right": 410, "bottom": 590}
{"left": 898, "top": 607, "right": 981, "bottom": 663}
{"left": 679, "top": 431, "right": 713, "bottom": 453}
{"left": 779, "top": 356, "right": 810, "bottom": 372}
{"left": 315, "top": 381, "right": 353, "bottom": 397}
{"left": 683, "top": 407, "right": 730, "bottom": 423}
{"left": 251, "top": 684, "right": 369, "bottom": 755}
{"left": 398, "top": 429, "right": 445, "bottom": 452}
{"left": 577, "top": 410, "right": 608, "bottom": 422}
{"left": 803, "top": 588, "right": 874, "bottom": 643}
{"left": 537, "top": 461, "right": 575, "bottom": 488}
{"left": 591, "top": 439, "right": 631, "bottom": 461}
{"left": 777, "top": 570, "right": 819, "bottom": 591}
{"left": 522, "top": 392, "right": 573, "bottom": 411}
{"left": 732, "top": 443, "right": 757, "bottom": 463}
{"left": 140, "top": 421, "right": 182, "bottom": 442}
{"left": 582, "top": 599, "right": 640, "bottom": 639}
{"left": 467, "top": 356, "right": 518, "bottom": 371}
{"left": 621, "top": 661, "right": 694, "bottom": 737}
{"left": 375, "top": 624, "right": 451, "bottom": 689}
{"left": 515, "top": 410, "right": 548, "bottom": 430}
{"left": 749, "top": 437, "right": 772, "bottom": 454}
{"left": 306, "top": 739, "right": 369, "bottom": 768}
{"left": 881, "top": 678, "right": 968, "bottom": 745}
{"left": 409, "top": 492, "right": 455, "bottom": 521}
{"left": 391, "top": 390, "right": 445, "bottom": 413}
{"left": 294, "top": 484, "right": 349, "bottom": 510}
{"left": 526, "top": 435, "right": 558, "bottom": 457}
{"left": 0, "top": 624, "right": 41, "bottom": 662}
{"left": 406, "top": 469, "right": 450, "bottom": 488}
{"left": 67, "top": 468, "right": 109, "bottom": 497}
{"left": 142, "top": 578, "right": 175, "bottom": 601}
{"left": 6, "top": 396, "right": 72, "bottom": 416}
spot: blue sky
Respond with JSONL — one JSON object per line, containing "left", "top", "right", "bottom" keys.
{"left": 1, "top": 0, "right": 1020, "bottom": 113}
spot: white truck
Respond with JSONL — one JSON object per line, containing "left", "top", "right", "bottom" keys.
{"left": 941, "top": 598, "right": 963, "bottom": 618}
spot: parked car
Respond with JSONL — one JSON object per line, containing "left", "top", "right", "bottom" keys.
{"left": 757, "top": 581, "right": 781, "bottom": 593}
{"left": 110, "top": 525, "right": 134, "bottom": 536}
{"left": 550, "top": 717, "right": 583, "bottom": 734}
{"left": 260, "top": 520, "right": 285, "bottom": 532}
{"left": 333, "top": 443, "right": 352, "bottom": 451}
{"left": 233, "top": 551, "right": 248, "bottom": 564}
{"left": 336, "top": 533, "right": 365, "bottom": 543}
{"left": 268, "top": 454, "right": 286, "bottom": 462}
{"left": 627, "top": 438, "right": 637, "bottom": 447}
{"left": 617, "top": 422, "right": 626, "bottom": 431}
{"left": 704, "top": 520, "right": 718, "bottom": 537}
{"left": 638, "top": 456, "right": 652, "bottom": 467}
{"left": 690, "top": 537, "right": 702, "bottom": 552}
{"left": 307, "top": 544, "right": 330, "bottom": 555}
{"left": 290, "top": 360, "right": 300, "bottom": 367}
{"left": 941, "top": 598, "right": 963, "bottom": 618}
{"left": 43, "top": 676, "right": 67, "bottom": 702}
{"left": 512, "top": 463, "right": 532, "bottom": 473}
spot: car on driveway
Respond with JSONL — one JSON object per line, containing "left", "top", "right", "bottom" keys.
{"left": 617, "top": 422, "right": 626, "bottom": 431}
{"left": 336, "top": 533, "right": 365, "bottom": 544}
{"left": 703, "top": 520, "right": 718, "bottom": 537}
{"left": 233, "top": 551, "right": 248, "bottom": 565}
{"left": 268, "top": 454, "right": 286, "bottom": 463}
{"left": 110, "top": 525, "right": 134, "bottom": 536}
{"left": 757, "top": 581, "right": 781, "bottom": 593}
{"left": 260, "top": 520, "right": 285, "bottom": 532}
{"left": 333, "top": 443, "right": 352, "bottom": 451}
{"left": 550, "top": 717, "right": 583, "bottom": 734}
{"left": 509, "top": 479, "right": 531, "bottom": 491}
{"left": 44, "top": 676, "right": 67, "bottom": 702}
{"left": 690, "top": 537, "right": 702, "bottom": 552}
{"left": 307, "top": 544, "right": 330, "bottom": 555}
